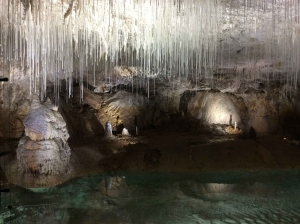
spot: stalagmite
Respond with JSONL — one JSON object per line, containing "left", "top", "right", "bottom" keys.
{"left": 16, "top": 94, "right": 71, "bottom": 177}
{"left": 122, "top": 128, "right": 130, "bottom": 136}
{"left": 104, "top": 121, "right": 114, "bottom": 139}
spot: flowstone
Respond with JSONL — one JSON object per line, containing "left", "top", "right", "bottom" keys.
{"left": 11, "top": 95, "right": 72, "bottom": 187}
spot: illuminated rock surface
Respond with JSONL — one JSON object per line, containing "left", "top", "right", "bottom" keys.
{"left": 0, "top": 95, "right": 72, "bottom": 188}
{"left": 188, "top": 91, "right": 242, "bottom": 126}
{"left": 104, "top": 121, "right": 114, "bottom": 139}
{"left": 23, "top": 95, "right": 69, "bottom": 142}
{"left": 16, "top": 94, "right": 71, "bottom": 176}
{"left": 122, "top": 128, "right": 131, "bottom": 136}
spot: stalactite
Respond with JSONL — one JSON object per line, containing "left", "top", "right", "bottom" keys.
{"left": 64, "top": 0, "right": 75, "bottom": 20}
{"left": 1, "top": 0, "right": 300, "bottom": 98}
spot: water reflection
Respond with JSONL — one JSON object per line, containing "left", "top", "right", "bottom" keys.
{"left": 1, "top": 170, "right": 300, "bottom": 223}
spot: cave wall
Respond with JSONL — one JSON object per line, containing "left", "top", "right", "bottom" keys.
{"left": 152, "top": 79, "right": 300, "bottom": 136}
{"left": 1, "top": 64, "right": 300, "bottom": 139}
{"left": 0, "top": 66, "right": 32, "bottom": 138}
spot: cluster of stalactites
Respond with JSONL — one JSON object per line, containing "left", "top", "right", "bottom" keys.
{"left": 0, "top": 0, "right": 220, "bottom": 103}
{"left": 1, "top": 0, "right": 300, "bottom": 101}
{"left": 219, "top": 0, "right": 300, "bottom": 96}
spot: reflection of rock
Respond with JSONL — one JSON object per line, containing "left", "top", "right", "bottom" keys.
{"left": 180, "top": 181, "right": 236, "bottom": 201}
{"left": 1, "top": 206, "right": 70, "bottom": 224}
{"left": 99, "top": 176, "right": 130, "bottom": 199}
{"left": 144, "top": 149, "right": 161, "bottom": 168}
{"left": 13, "top": 94, "right": 71, "bottom": 187}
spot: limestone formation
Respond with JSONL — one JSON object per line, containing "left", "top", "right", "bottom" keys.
{"left": 93, "top": 66, "right": 140, "bottom": 92}
{"left": 104, "top": 121, "right": 114, "bottom": 139}
{"left": 122, "top": 128, "right": 130, "bottom": 136}
{"left": 23, "top": 95, "right": 69, "bottom": 142}
{"left": 16, "top": 94, "right": 71, "bottom": 177}
{"left": 17, "top": 137, "right": 70, "bottom": 175}
{"left": 188, "top": 91, "right": 242, "bottom": 126}
{"left": 0, "top": 66, "right": 32, "bottom": 138}
{"left": 99, "top": 176, "right": 130, "bottom": 199}
{"left": 101, "top": 90, "right": 149, "bottom": 130}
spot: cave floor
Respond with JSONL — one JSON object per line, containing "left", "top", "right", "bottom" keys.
{"left": 1, "top": 129, "right": 300, "bottom": 188}
{"left": 70, "top": 129, "right": 300, "bottom": 176}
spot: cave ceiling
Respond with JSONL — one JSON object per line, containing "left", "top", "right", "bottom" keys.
{"left": 0, "top": 0, "right": 300, "bottom": 97}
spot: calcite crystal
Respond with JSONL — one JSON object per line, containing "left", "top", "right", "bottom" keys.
{"left": 16, "top": 94, "right": 71, "bottom": 176}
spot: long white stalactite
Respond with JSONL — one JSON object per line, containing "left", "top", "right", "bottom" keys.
{"left": 1, "top": 0, "right": 300, "bottom": 102}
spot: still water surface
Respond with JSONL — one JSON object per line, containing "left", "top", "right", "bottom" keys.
{"left": 1, "top": 170, "right": 300, "bottom": 223}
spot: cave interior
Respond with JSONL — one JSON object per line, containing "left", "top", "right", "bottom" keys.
{"left": 1, "top": 0, "right": 300, "bottom": 223}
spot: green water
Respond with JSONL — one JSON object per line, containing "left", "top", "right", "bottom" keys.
{"left": 1, "top": 170, "right": 300, "bottom": 223}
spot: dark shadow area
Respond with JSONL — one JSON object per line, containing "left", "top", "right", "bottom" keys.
{"left": 60, "top": 101, "right": 104, "bottom": 142}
